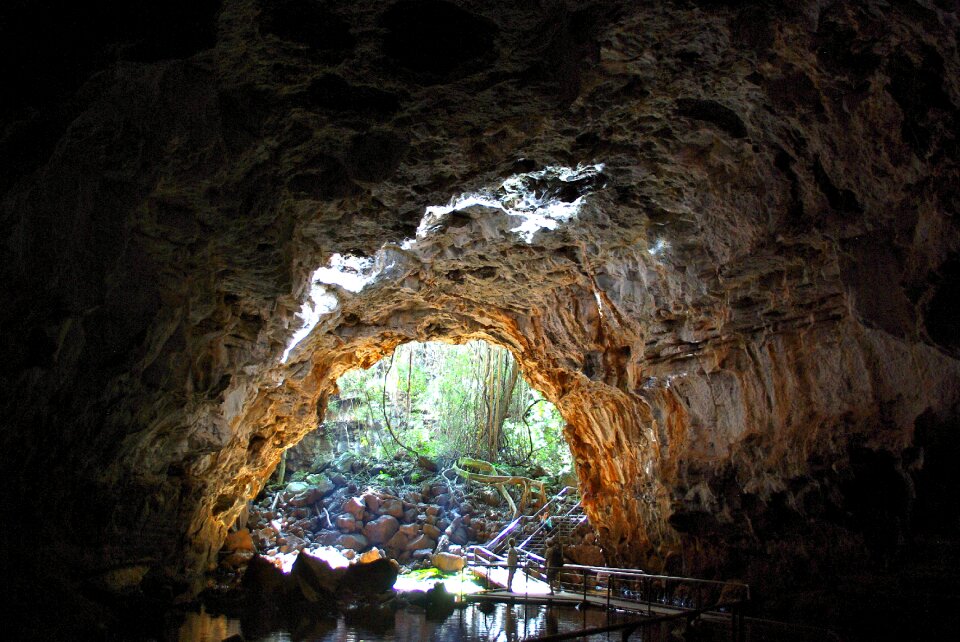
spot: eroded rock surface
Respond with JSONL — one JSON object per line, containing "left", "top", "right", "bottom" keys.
{"left": 2, "top": 1, "right": 959, "bottom": 631}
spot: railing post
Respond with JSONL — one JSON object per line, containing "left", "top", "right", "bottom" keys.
{"left": 646, "top": 577, "right": 652, "bottom": 616}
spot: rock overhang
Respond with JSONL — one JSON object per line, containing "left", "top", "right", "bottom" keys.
{"left": 0, "top": 1, "right": 958, "bottom": 623}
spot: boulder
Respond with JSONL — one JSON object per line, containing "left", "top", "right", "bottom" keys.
{"left": 343, "top": 496, "right": 366, "bottom": 519}
{"left": 336, "top": 513, "right": 358, "bottom": 533}
{"left": 337, "top": 533, "right": 369, "bottom": 551}
{"left": 305, "top": 473, "right": 336, "bottom": 496}
{"left": 278, "top": 533, "right": 306, "bottom": 553}
{"left": 448, "top": 528, "right": 469, "bottom": 546}
{"left": 385, "top": 530, "right": 410, "bottom": 554}
{"left": 314, "top": 530, "right": 340, "bottom": 546}
{"left": 88, "top": 565, "right": 150, "bottom": 594}
{"left": 380, "top": 498, "right": 404, "bottom": 518}
{"left": 403, "top": 508, "right": 418, "bottom": 523}
{"left": 431, "top": 552, "right": 466, "bottom": 573}
{"left": 341, "top": 558, "right": 399, "bottom": 595}
{"left": 290, "top": 548, "right": 349, "bottom": 601}
{"left": 434, "top": 493, "right": 450, "bottom": 507}
{"left": 363, "top": 515, "right": 400, "bottom": 545}
{"left": 399, "top": 523, "right": 420, "bottom": 537}
{"left": 362, "top": 492, "right": 382, "bottom": 513}
{"left": 405, "top": 534, "right": 437, "bottom": 552}
{"left": 359, "top": 548, "right": 383, "bottom": 564}
{"left": 422, "top": 523, "right": 442, "bottom": 540}
{"left": 285, "top": 481, "right": 311, "bottom": 495}
{"left": 224, "top": 528, "right": 255, "bottom": 552}
{"left": 289, "top": 487, "right": 325, "bottom": 507}
{"left": 243, "top": 555, "right": 291, "bottom": 598}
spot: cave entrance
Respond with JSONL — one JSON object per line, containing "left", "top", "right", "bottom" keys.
{"left": 281, "top": 339, "right": 573, "bottom": 483}
{"left": 236, "top": 339, "right": 593, "bottom": 578}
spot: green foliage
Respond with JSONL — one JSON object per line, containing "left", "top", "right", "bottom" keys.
{"left": 329, "top": 340, "right": 571, "bottom": 473}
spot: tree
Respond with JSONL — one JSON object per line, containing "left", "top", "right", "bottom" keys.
{"left": 328, "top": 340, "right": 570, "bottom": 473}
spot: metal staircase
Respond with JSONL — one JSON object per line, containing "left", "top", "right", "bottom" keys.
{"left": 483, "top": 486, "right": 587, "bottom": 560}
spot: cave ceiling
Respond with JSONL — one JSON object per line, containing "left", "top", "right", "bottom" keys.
{"left": 1, "top": 0, "right": 959, "bottom": 596}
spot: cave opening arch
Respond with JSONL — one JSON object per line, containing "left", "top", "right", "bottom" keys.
{"left": 170, "top": 161, "right": 693, "bottom": 588}
{"left": 293, "top": 338, "right": 573, "bottom": 475}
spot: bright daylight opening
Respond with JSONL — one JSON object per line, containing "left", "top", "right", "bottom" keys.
{"left": 325, "top": 340, "right": 570, "bottom": 472}
{"left": 245, "top": 340, "right": 596, "bottom": 601}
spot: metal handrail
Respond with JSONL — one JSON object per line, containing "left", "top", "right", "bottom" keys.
{"left": 465, "top": 560, "right": 751, "bottom": 642}
{"left": 466, "top": 559, "right": 751, "bottom": 612}
{"left": 516, "top": 490, "right": 583, "bottom": 552}
{"left": 462, "top": 560, "right": 842, "bottom": 642}
{"left": 486, "top": 486, "right": 578, "bottom": 554}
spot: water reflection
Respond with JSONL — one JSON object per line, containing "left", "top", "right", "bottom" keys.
{"left": 174, "top": 601, "right": 634, "bottom": 642}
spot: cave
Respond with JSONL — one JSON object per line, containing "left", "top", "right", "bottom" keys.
{"left": 2, "top": 0, "right": 959, "bottom": 640}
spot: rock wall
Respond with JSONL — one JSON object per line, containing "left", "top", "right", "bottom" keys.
{"left": 2, "top": 0, "right": 959, "bottom": 607}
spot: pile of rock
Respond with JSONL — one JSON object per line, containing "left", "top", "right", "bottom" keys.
{"left": 229, "top": 463, "right": 512, "bottom": 574}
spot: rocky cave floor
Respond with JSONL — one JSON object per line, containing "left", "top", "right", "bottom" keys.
{"left": 209, "top": 455, "right": 590, "bottom": 577}
{"left": 165, "top": 452, "right": 605, "bottom": 639}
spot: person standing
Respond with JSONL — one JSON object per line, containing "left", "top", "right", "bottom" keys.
{"left": 507, "top": 538, "right": 519, "bottom": 591}
{"left": 545, "top": 537, "right": 564, "bottom": 594}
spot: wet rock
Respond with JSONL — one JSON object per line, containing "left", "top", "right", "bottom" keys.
{"left": 422, "top": 523, "right": 442, "bottom": 540}
{"left": 362, "top": 515, "right": 400, "bottom": 545}
{"left": 398, "top": 523, "right": 419, "bottom": 538}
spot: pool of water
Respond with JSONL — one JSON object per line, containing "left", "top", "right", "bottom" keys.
{"left": 170, "top": 600, "right": 638, "bottom": 642}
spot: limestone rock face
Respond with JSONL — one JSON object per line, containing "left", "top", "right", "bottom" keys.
{"left": 1, "top": 0, "right": 959, "bottom": 612}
